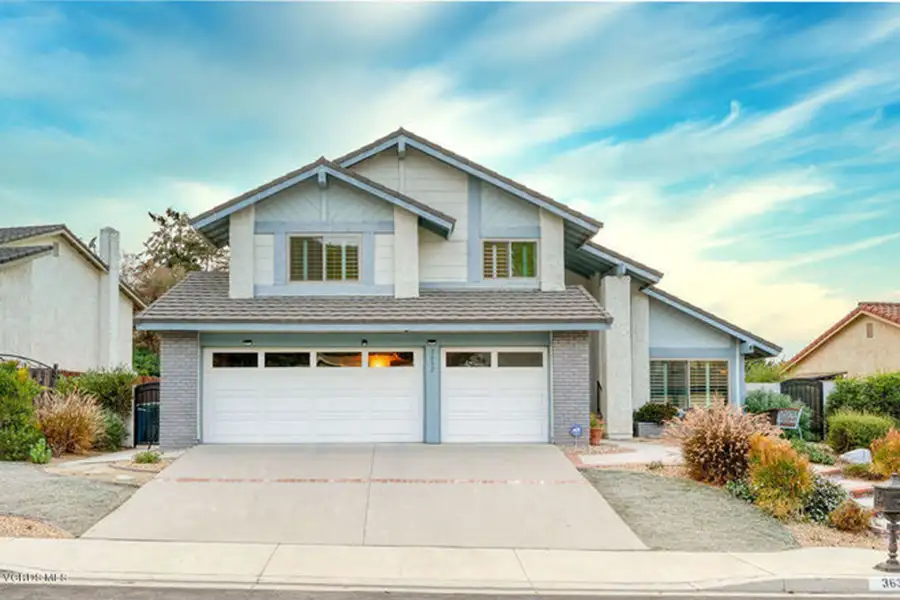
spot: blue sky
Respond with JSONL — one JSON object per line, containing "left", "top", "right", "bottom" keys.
{"left": 2, "top": 2, "right": 899, "bottom": 356}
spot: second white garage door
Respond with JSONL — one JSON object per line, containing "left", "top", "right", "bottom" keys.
{"left": 203, "top": 348, "right": 423, "bottom": 443}
{"left": 440, "top": 348, "right": 549, "bottom": 443}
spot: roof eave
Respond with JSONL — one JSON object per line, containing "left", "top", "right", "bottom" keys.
{"left": 578, "top": 243, "right": 663, "bottom": 284}
{"left": 135, "top": 319, "right": 611, "bottom": 333}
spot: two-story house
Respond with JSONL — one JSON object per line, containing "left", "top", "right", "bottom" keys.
{"left": 136, "top": 129, "right": 781, "bottom": 448}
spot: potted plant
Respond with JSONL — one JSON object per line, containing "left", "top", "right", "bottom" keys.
{"left": 633, "top": 403, "right": 679, "bottom": 438}
{"left": 589, "top": 412, "right": 605, "bottom": 445}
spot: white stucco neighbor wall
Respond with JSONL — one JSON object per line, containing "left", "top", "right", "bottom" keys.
{"left": 539, "top": 210, "right": 565, "bottom": 292}
{"left": 0, "top": 234, "right": 135, "bottom": 372}
{"left": 229, "top": 206, "right": 255, "bottom": 299}
{"left": 601, "top": 274, "right": 633, "bottom": 439}
{"left": 394, "top": 207, "right": 419, "bottom": 298}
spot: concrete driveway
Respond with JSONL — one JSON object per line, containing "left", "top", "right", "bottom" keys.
{"left": 83, "top": 445, "right": 644, "bottom": 550}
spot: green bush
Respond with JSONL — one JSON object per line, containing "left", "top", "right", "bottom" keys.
{"left": 744, "top": 390, "right": 812, "bottom": 440}
{"left": 725, "top": 478, "right": 756, "bottom": 503}
{"left": 28, "top": 438, "right": 52, "bottom": 464}
{"left": 841, "top": 462, "right": 884, "bottom": 481}
{"left": 0, "top": 362, "right": 43, "bottom": 461}
{"left": 134, "top": 450, "right": 161, "bottom": 464}
{"left": 58, "top": 366, "right": 137, "bottom": 419}
{"left": 826, "top": 372, "right": 900, "bottom": 421}
{"left": 826, "top": 410, "right": 894, "bottom": 454}
{"left": 747, "top": 433, "right": 814, "bottom": 520}
{"left": 790, "top": 438, "right": 835, "bottom": 465}
{"left": 745, "top": 360, "right": 785, "bottom": 383}
{"left": 133, "top": 347, "right": 160, "bottom": 378}
{"left": 634, "top": 402, "right": 679, "bottom": 425}
{"left": 803, "top": 475, "right": 849, "bottom": 524}
{"left": 96, "top": 409, "right": 127, "bottom": 451}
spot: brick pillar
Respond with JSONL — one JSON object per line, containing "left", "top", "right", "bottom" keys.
{"left": 159, "top": 332, "right": 200, "bottom": 449}
{"left": 551, "top": 331, "right": 591, "bottom": 444}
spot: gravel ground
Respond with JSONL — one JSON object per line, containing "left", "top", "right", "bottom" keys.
{"left": 581, "top": 469, "right": 797, "bottom": 552}
{"left": 0, "top": 515, "right": 71, "bottom": 538}
{"left": 788, "top": 522, "right": 883, "bottom": 549}
{"left": 0, "top": 462, "right": 135, "bottom": 537}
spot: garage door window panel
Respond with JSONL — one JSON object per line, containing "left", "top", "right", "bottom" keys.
{"left": 497, "top": 352, "right": 543, "bottom": 367}
{"left": 316, "top": 352, "right": 362, "bottom": 368}
{"left": 265, "top": 352, "right": 311, "bottom": 368}
{"left": 368, "top": 351, "right": 415, "bottom": 368}
{"left": 446, "top": 352, "right": 492, "bottom": 368}
{"left": 212, "top": 352, "right": 259, "bottom": 368}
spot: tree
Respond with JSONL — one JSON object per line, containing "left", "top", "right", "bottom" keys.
{"left": 745, "top": 358, "right": 787, "bottom": 383}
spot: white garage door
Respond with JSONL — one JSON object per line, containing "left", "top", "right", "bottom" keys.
{"left": 441, "top": 348, "right": 549, "bottom": 443}
{"left": 202, "top": 348, "right": 423, "bottom": 443}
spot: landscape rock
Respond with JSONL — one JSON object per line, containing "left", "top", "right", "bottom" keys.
{"left": 840, "top": 449, "right": 872, "bottom": 464}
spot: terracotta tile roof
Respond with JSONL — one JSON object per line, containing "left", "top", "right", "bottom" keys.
{"left": 137, "top": 271, "right": 612, "bottom": 326}
{"left": 787, "top": 302, "right": 900, "bottom": 367}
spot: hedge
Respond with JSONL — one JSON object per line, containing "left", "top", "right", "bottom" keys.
{"left": 826, "top": 410, "right": 894, "bottom": 454}
{"left": 826, "top": 372, "right": 900, "bottom": 421}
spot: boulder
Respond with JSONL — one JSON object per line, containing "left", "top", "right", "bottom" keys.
{"left": 840, "top": 448, "right": 873, "bottom": 464}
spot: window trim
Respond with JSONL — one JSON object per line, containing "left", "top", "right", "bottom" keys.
{"left": 482, "top": 239, "right": 539, "bottom": 280}
{"left": 441, "top": 347, "right": 548, "bottom": 370}
{"left": 649, "top": 358, "right": 731, "bottom": 408}
{"left": 287, "top": 234, "right": 362, "bottom": 283}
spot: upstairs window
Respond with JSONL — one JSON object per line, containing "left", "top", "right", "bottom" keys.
{"left": 289, "top": 236, "right": 360, "bottom": 282}
{"left": 483, "top": 241, "right": 537, "bottom": 279}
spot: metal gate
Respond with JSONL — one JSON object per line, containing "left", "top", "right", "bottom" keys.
{"left": 780, "top": 379, "right": 824, "bottom": 439}
{"left": 134, "top": 382, "right": 160, "bottom": 446}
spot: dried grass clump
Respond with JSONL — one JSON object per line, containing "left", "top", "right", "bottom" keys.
{"left": 664, "top": 399, "right": 779, "bottom": 486}
{"left": 33, "top": 390, "right": 104, "bottom": 456}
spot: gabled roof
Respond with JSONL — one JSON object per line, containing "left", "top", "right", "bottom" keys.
{"left": 643, "top": 287, "right": 782, "bottom": 358}
{"left": 334, "top": 128, "right": 603, "bottom": 238}
{"left": 135, "top": 271, "right": 612, "bottom": 332}
{"left": 0, "top": 225, "right": 146, "bottom": 308}
{"left": 0, "top": 245, "right": 55, "bottom": 266}
{"left": 191, "top": 157, "right": 457, "bottom": 247}
{"left": 568, "top": 240, "right": 663, "bottom": 284}
{"left": 787, "top": 302, "right": 900, "bottom": 368}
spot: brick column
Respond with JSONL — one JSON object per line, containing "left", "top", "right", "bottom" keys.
{"left": 159, "top": 332, "right": 200, "bottom": 449}
{"left": 551, "top": 331, "right": 591, "bottom": 444}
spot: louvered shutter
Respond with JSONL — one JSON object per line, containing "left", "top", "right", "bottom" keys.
{"left": 289, "top": 237, "right": 323, "bottom": 281}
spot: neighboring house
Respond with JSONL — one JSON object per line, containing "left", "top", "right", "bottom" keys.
{"left": 136, "top": 128, "right": 780, "bottom": 447}
{"left": 0, "top": 225, "right": 144, "bottom": 373}
{"left": 786, "top": 302, "right": 900, "bottom": 379}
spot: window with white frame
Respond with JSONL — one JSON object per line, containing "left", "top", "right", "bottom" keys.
{"left": 483, "top": 240, "right": 537, "bottom": 279}
{"left": 650, "top": 360, "right": 729, "bottom": 408}
{"left": 289, "top": 235, "right": 360, "bottom": 282}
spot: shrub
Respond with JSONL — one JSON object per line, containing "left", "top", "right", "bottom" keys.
{"left": 33, "top": 390, "right": 105, "bottom": 456}
{"left": 590, "top": 412, "right": 602, "bottom": 428}
{"left": 744, "top": 390, "right": 812, "bottom": 440}
{"left": 827, "top": 372, "right": 900, "bottom": 422}
{"left": 803, "top": 475, "right": 849, "bottom": 524}
{"left": 745, "top": 360, "right": 786, "bottom": 383}
{"left": 664, "top": 400, "right": 779, "bottom": 485}
{"left": 647, "top": 460, "right": 665, "bottom": 471}
{"left": 840, "top": 462, "right": 884, "bottom": 481}
{"left": 0, "top": 362, "right": 43, "bottom": 461}
{"left": 871, "top": 428, "right": 900, "bottom": 478}
{"left": 28, "top": 438, "right": 52, "bottom": 465}
{"left": 95, "top": 409, "right": 127, "bottom": 452}
{"left": 133, "top": 347, "right": 160, "bottom": 378}
{"left": 791, "top": 438, "right": 835, "bottom": 465}
{"left": 134, "top": 450, "right": 161, "bottom": 464}
{"left": 747, "top": 433, "right": 814, "bottom": 520}
{"left": 828, "top": 500, "right": 872, "bottom": 533}
{"left": 58, "top": 366, "right": 137, "bottom": 419}
{"left": 725, "top": 478, "right": 756, "bottom": 503}
{"left": 827, "top": 410, "right": 894, "bottom": 454}
{"left": 634, "top": 402, "right": 679, "bottom": 425}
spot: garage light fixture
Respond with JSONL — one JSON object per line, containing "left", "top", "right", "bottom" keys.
{"left": 361, "top": 339, "right": 368, "bottom": 347}
{"left": 242, "top": 339, "right": 253, "bottom": 346}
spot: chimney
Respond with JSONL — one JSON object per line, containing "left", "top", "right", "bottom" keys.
{"left": 98, "top": 227, "right": 121, "bottom": 367}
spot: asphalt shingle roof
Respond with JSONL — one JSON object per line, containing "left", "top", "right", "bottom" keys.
{"left": 0, "top": 225, "right": 65, "bottom": 245}
{"left": 137, "top": 271, "right": 612, "bottom": 326}
{"left": 0, "top": 245, "right": 55, "bottom": 266}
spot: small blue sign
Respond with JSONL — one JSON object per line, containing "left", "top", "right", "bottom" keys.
{"left": 569, "top": 424, "right": 583, "bottom": 438}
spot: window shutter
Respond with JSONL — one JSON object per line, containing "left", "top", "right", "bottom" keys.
{"left": 495, "top": 242, "right": 510, "bottom": 278}
{"left": 344, "top": 244, "right": 359, "bottom": 281}
{"left": 325, "top": 243, "right": 343, "bottom": 281}
{"left": 483, "top": 242, "right": 496, "bottom": 278}
{"left": 289, "top": 237, "right": 323, "bottom": 282}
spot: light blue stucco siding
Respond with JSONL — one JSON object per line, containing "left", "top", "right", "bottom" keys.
{"left": 199, "top": 332, "right": 550, "bottom": 444}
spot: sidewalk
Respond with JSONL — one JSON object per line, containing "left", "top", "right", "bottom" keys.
{"left": 0, "top": 537, "right": 886, "bottom": 594}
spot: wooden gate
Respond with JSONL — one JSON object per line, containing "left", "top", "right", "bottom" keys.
{"left": 780, "top": 379, "right": 825, "bottom": 439}
{"left": 134, "top": 381, "right": 160, "bottom": 446}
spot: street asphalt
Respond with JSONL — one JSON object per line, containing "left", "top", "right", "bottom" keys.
{"left": 0, "top": 585, "right": 895, "bottom": 600}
